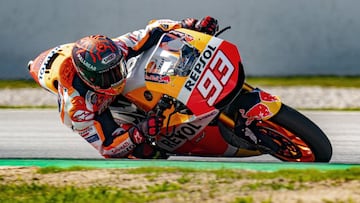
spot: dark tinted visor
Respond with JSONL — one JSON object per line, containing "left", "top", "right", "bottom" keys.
{"left": 93, "top": 63, "right": 125, "bottom": 89}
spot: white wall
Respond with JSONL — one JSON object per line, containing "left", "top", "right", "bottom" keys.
{"left": 1, "top": 0, "right": 360, "bottom": 78}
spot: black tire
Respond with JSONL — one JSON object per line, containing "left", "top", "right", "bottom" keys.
{"left": 268, "top": 104, "right": 333, "bottom": 162}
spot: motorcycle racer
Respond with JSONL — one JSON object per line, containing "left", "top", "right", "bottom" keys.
{"left": 29, "top": 16, "right": 219, "bottom": 158}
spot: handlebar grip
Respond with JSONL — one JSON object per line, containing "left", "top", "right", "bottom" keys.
{"left": 154, "top": 95, "right": 173, "bottom": 117}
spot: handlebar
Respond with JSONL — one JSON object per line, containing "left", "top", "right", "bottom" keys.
{"left": 145, "top": 95, "right": 174, "bottom": 146}
{"left": 154, "top": 95, "right": 173, "bottom": 117}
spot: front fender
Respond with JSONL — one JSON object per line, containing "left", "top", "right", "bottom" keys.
{"left": 240, "top": 88, "right": 282, "bottom": 121}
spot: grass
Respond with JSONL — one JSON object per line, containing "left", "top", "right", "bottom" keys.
{"left": 0, "top": 184, "right": 150, "bottom": 203}
{"left": 124, "top": 166, "right": 360, "bottom": 182}
{"left": 0, "top": 166, "right": 359, "bottom": 203}
{"left": 0, "top": 79, "right": 39, "bottom": 89}
{"left": 36, "top": 166, "right": 96, "bottom": 174}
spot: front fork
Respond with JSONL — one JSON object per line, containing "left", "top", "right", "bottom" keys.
{"left": 217, "top": 82, "right": 283, "bottom": 155}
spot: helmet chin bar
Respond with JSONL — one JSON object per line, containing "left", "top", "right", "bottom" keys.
{"left": 94, "top": 80, "right": 126, "bottom": 96}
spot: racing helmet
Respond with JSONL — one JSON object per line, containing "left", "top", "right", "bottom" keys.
{"left": 72, "top": 35, "right": 127, "bottom": 95}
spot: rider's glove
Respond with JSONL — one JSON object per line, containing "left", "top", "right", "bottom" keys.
{"left": 195, "top": 16, "right": 219, "bottom": 35}
{"left": 181, "top": 18, "right": 198, "bottom": 30}
{"left": 129, "top": 114, "right": 164, "bottom": 144}
{"left": 142, "top": 113, "right": 164, "bottom": 136}
{"left": 129, "top": 127, "right": 145, "bottom": 144}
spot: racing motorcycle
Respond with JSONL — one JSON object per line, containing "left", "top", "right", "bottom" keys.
{"left": 28, "top": 28, "right": 332, "bottom": 162}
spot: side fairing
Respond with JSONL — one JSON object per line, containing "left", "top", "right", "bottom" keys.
{"left": 178, "top": 38, "right": 241, "bottom": 115}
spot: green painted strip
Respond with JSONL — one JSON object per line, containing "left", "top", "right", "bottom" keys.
{"left": 0, "top": 159, "right": 358, "bottom": 171}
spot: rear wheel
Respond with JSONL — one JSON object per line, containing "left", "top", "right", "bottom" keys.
{"left": 257, "top": 104, "right": 332, "bottom": 162}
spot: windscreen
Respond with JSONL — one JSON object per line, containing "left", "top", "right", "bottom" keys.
{"left": 145, "top": 33, "right": 200, "bottom": 83}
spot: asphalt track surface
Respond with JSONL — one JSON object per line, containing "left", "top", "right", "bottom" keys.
{"left": 0, "top": 109, "right": 359, "bottom": 169}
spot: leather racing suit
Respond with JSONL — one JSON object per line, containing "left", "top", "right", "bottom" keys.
{"left": 56, "top": 19, "right": 211, "bottom": 158}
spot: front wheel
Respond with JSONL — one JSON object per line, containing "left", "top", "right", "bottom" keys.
{"left": 257, "top": 104, "right": 332, "bottom": 162}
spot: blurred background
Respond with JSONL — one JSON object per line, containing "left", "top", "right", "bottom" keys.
{"left": 1, "top": 0, "right": 360, "bottom": 79}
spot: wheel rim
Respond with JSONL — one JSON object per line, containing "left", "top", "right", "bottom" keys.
{"left": 258, "top": 121, "right": 316, "bottom": 162}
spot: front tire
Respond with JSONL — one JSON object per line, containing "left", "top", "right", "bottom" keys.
{"left": 263, "top": 104, "right": 333, "bottom": 162}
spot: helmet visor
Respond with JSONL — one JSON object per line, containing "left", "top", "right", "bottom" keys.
{"left": 97, "top": 64, "right": 124, "bottom": 89}
{"left": 83, "top": 58, "right": 127, "bottom": 90}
